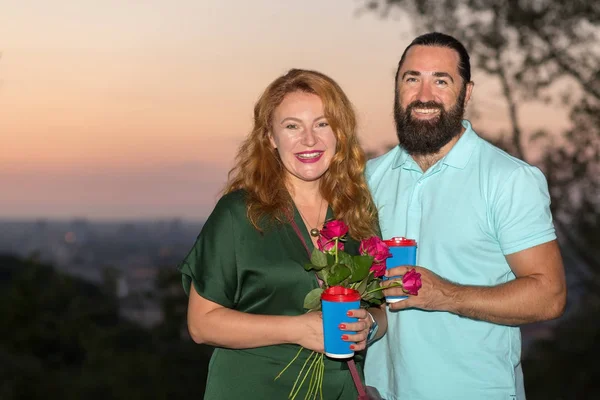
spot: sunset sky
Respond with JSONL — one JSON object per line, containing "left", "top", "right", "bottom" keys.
{"left": 0, "top": 0, "right": 569, "bottom": 221}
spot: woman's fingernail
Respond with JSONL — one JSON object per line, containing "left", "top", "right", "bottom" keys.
{"left": 341, "top": 335, "right": 349, "bottom": 340}
{"left": 346, "top": 311, "right": 354, "bottom": 317}
{"left": 339, "top": 323, "right": 346, "bottom": 329}
{"left": 350, "top": 345, "right": 355, "bottom": 350}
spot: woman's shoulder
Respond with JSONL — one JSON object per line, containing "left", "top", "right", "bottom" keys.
{"left": 209, "top": 189, "right": 248, "bottom": 220}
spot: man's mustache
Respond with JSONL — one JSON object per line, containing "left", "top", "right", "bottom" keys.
{"left": 405, "top": 101, "right": 444, "bottom": 112}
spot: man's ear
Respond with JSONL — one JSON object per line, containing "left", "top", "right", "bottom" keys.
{"left": 463, "top": 81, "right": 474, "bottom": 107}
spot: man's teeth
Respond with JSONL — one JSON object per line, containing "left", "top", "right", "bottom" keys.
{"left": 297, "top": 152, "right": 322, "bottom": 159}
{"left": 414, "top": 108, "right": 440, "bottom": 114}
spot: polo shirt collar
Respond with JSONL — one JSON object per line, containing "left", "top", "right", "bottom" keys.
{"left": 392, "top": 120, "right": 477, "bottom": 170}
{"left": 442, "top": 120, "right": 478, "bottom": 169}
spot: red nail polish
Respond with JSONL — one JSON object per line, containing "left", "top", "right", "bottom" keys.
{"left": 350, "top": 345, "right": 355, "bottom": 350}
{"left": 341, "top": 335, "right": 349, "bottom": 340}
{"left": 346, "top": 311, "right": 353, "bottom": 317}
{"left": 339, "top": 323, "right": 346, "bottom": 329}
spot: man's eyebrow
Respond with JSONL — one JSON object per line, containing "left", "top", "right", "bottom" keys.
{"left": 432, "top": 72, "right": 454, "bottom": 83}
{"left": 402, "top": 70, "right": 421, "bottom": 80}
{"left": 401, "top": 70, "right": 455, "bottom": 83}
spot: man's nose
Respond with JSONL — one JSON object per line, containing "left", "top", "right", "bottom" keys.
{"left": 416, "top": 83, "right": 434, "bottom": 103}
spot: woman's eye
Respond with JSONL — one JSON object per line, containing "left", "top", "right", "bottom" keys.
{"left": 317, "top": 121, "right": 329, "bottom": 128}
{"left": 285, "top": 124, "right": 298, "bottom": 129}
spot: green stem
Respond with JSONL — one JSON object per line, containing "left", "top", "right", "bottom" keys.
{"left": 305, "top": 354, "right": 320, "bottom": 400}
{"left": 364, "top": 281, "right": 403, "bottom": 296}
{"left": 291, "top": 352, "right": 319, "bottom": 400}
{"left": 290, "top": 351, "right": 314, "bottom": 398}
{"left": 317, "top": 355, "right": 324, "bottom": 400}
{"left": 275, "top": 346, "right": 304, "bottom": 381}
{"left": 334, "top": 237, "right": 339, "bottom": 264}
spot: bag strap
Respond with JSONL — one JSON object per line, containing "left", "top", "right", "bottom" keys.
{"left": 288, "top": 216, "right": 368, "bottom": 399}
{"left": 348, "top": 358, "right": 368, "bottom": 398}
{"left": 289, "top": 216, "right": 312, "bottom": 257}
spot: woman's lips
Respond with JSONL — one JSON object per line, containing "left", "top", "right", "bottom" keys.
{"left": 295, "top": 151, "right": 324, "bottom": 163}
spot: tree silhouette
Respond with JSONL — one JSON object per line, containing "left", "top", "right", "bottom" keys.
{"left": 0, "top": 255, "right": 211, "bottom": 399}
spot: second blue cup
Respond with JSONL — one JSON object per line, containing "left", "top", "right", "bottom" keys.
{"left": 383, "top": 237, "right": 418, "bottom": 303}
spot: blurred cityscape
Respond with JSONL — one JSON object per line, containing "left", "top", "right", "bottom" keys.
{"left": 0, "top": 218, "right": 203, "bottom": 328}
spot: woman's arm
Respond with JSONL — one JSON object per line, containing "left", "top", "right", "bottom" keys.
{"left": 187, "top": 285, "right": 326, "bottom": 352}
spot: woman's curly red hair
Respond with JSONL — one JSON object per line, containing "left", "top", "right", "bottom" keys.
{"left": 224, "top": 69, "right": 378, "bottom": 240}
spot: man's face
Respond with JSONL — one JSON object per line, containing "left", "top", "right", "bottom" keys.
{"left": 394, "top": 45, "right": 473, "bottom": 155}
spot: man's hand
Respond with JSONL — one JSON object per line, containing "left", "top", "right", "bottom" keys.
{"left": 383, "top": 265, "right": 458, "bottom": 311}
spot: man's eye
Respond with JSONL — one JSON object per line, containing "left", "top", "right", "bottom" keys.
{"left": 436, "top": 80, "right": 448, "bottom": 86}
{"left": 405, "top": 77, "right": 417, "bottom": 82}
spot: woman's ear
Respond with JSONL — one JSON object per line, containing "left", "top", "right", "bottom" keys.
{"left": 268, "top": 132, "right": 277, "bottom": 149}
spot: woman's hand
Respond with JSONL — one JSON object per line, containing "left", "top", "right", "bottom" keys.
{"left": 293, "top": 311, "right": 325, "bottom": 353}
{"left": 339, "top": 308, "right": 372, "bottom": 352}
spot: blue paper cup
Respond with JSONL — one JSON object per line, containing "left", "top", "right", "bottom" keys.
{"left": 321, "top": 286, "right": 360, "bottom": 359}
{"left": 383, "top": 237, "right": 417, "bottom": 303}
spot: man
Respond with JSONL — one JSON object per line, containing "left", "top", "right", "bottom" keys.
{"left": 363, "top": 32, "right": 566, "bottom": 400}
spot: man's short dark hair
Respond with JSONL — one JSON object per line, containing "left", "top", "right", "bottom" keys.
{"left": 395, "top": 32, "right": 471, "bottom": 87}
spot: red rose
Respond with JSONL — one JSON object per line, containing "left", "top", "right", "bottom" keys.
{"left": 317, "top": 236, "right": 344, "bottom": 253}
{"left": 320, "top": 220, "right": 349, "bottom": 240}
{"left": 359, "top": 237, "right": 392, "bottom": 264}
{"left": 402, "top": 269, "right": 422, "bottom": 295}
{"left": 369, "top": 262, "right": 386, "bottom": 278}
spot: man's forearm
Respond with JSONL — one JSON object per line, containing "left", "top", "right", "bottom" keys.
{"left": 444, "top": 274, "right": 565, "bottom": 325}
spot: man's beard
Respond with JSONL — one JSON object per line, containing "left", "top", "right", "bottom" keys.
{"left": 394, "top": 87, "right": 466, "bottom": 155}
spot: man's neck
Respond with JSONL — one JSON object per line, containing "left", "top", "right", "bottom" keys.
{"left": 410, "top": 126, "right": 466, "bottom": 172}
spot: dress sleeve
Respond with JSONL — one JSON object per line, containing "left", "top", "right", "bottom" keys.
{"left": 178, "top": 195, "right": 239, "bottom": 308}
{"left": 491, "top": 165, "right": 557, "bottom": 255}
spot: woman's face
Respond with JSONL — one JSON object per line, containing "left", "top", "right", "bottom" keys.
{"left": 270, "top": 91, "right": 337, "bottom": 186}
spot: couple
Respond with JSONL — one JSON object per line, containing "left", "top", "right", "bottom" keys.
{"left": 178, "top": 32, "right": 566, "bottom": 400}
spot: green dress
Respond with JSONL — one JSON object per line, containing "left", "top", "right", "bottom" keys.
{"left": 179, "top": 190, "right": 363, "bottom": 399}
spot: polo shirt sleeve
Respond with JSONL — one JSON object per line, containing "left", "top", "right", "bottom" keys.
{"left": 491, "top": 165, "right": 556, "bottom": 255}
{"left": 177, "top": 195, "right": 239, "bottom": 308}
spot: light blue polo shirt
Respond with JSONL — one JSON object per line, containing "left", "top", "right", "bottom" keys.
{"left": 363, "top": 120, "right": 556, "bottom": 400}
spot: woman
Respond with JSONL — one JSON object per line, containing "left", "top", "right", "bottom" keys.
{"left": 179, "top": 69, "right": 386, "bottom": 399}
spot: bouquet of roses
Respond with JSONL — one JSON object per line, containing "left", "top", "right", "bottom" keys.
{"left": 276, "top": 220, "right": 422, "bottom": 399}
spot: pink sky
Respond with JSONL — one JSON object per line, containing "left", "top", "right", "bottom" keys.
{"left": 0, "top": 0, "right": 569, "bottom": 220}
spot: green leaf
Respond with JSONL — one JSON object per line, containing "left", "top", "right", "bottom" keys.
{"left": 361, "top": 297, "right": 382, "bottom": 308}
{"left": 304, "top": 288, "right": 324, "bottom": 310}
{"left": 327, "top": 264, "right": 351, "bottom": 286}
{"left": 304, "top": 263, "right": 315, "bottom": 271}
{"left": 310, "top": 248, "right": 328, "bottom": 267}
{"left": 326, "top": 253, "right": 336, "bottom": 265}
{"left": 316, "top": 268, "right": 329, "bottom": 284}
{"left": 338, "top": 251, "right": 353, "bottom": 266}
{"left": 364, "top": 279, "right": 384, "bottom": 300}
{"left": 355, "top": 276, "right": 369, "bottom": 296}
{"left": 305, "top": 262, "right": 326, "bottom": 271}
{"left": 366, "top": 278, "right": 381, "bottom": 292}
{"left": 348, "top": 255, "right": 373, "bottom": 283}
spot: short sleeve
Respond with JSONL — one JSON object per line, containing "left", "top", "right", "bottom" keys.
{"left": 491, "top": 165, "right": 556, "bottom": 255}
{"left": 178, "top": 195, "right": 239, "bottom": 308}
